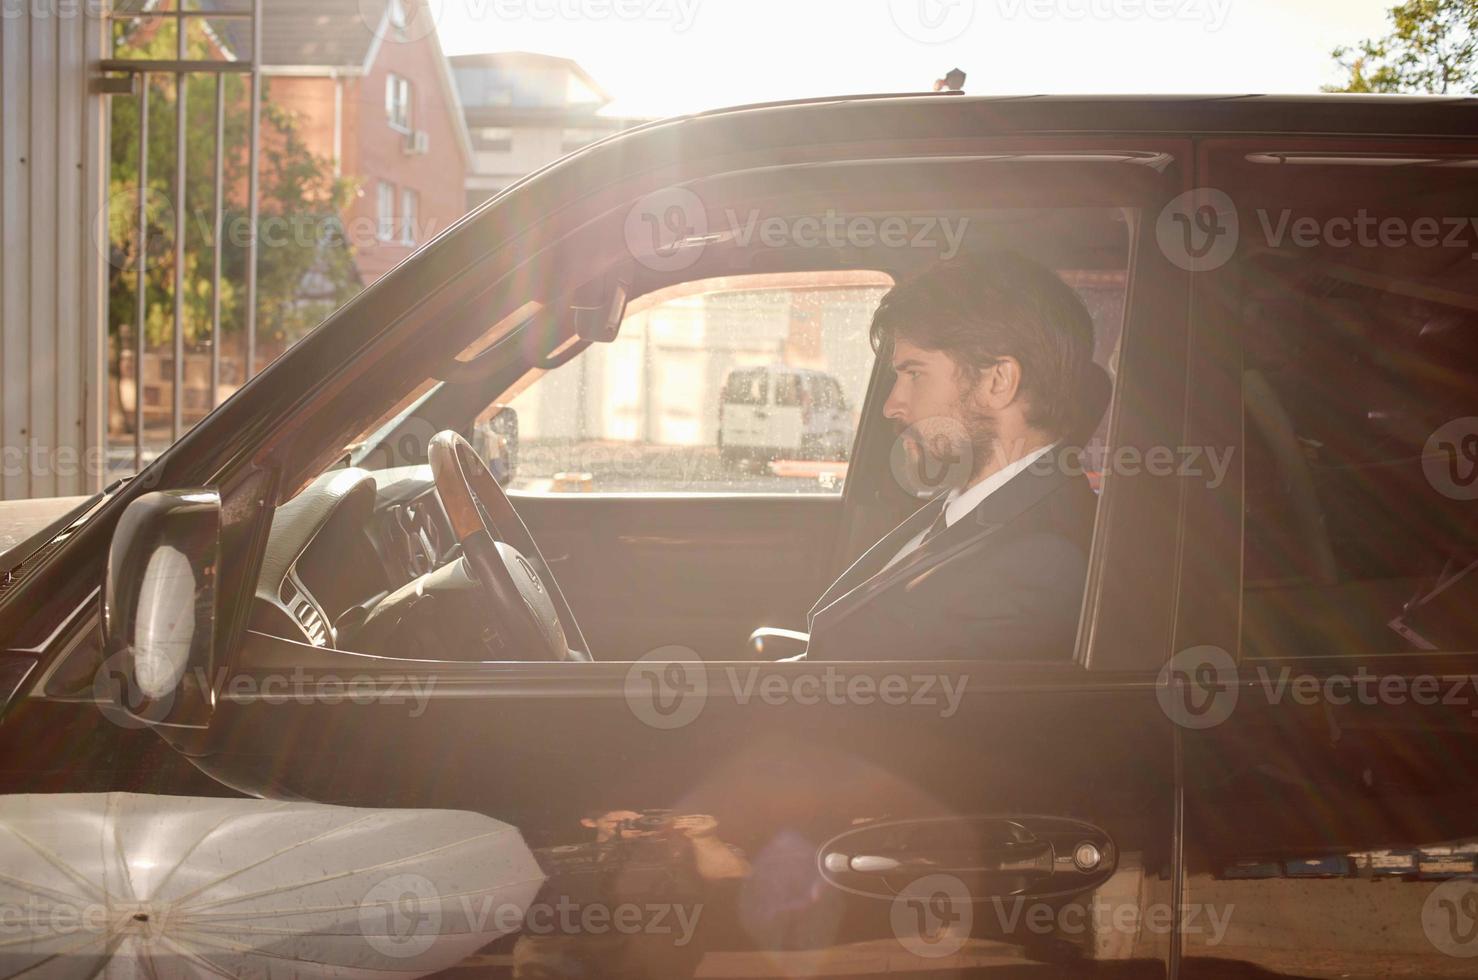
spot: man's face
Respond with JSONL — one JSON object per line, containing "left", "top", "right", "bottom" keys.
{"left": 882, "top": 339, "right": 997, "bottom": 481}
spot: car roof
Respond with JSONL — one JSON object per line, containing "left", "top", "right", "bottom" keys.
{"left": 578, "top": 93, "right": 1478, "bottom": 164}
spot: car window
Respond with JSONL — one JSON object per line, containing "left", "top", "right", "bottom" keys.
{"left": 1217, "top": 146, "right": 1478, "bottom": 657}
{"left": 722, "top": 370, "right": 767, "bottom": 406}
{"left": 500, "top": 271, "right": 892, "bottom": 495}
{"left": 772, "top": 373, "right": 803, "bottom": 407}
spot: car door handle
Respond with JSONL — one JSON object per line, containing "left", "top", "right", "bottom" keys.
{"left": 840, "top": 841, "right": 1055, "bottom": 878}
{"left": 819, "top": 816, "right": 1115, "bottom": 901}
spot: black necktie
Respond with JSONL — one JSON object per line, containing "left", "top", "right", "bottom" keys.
{"left": 920, "top": 501, "right": 950, "bottom": 546}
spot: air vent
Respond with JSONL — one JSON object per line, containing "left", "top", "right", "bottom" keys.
{"left": 294, "top": 603, "right": 327, "bottom": 646}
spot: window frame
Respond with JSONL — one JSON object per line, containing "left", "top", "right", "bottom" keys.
{"left": 501, "top": 271, "right": 896, "bottom": 499}
{"left": 375, "top": 181, "right": 396, "bottom": 242}
{"left": 400, "top": 187, "right": 419, "bottom": 246}
{"left": 386, "top": 73, "right": 413, "bottom": 133}
{"left": 1179, "top": 135, "right": 1478, "bottom": 667}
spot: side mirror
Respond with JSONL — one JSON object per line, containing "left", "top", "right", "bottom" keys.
{"left": 101, "top": 489, "right": 222, "bottom": 728}
{"left": 475, "top": 406, "right": 519, "bottom": 483}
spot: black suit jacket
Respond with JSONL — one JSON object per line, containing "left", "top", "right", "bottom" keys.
{"left": 805, "top": 464, "right": 1097, "bottom": 661}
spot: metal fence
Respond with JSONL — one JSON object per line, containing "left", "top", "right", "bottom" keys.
{"left": 101, "top": 1, "right": 262, "bottom": 476}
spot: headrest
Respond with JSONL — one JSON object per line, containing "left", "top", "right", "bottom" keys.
{"left": 1066, "top": 362, "right": 1114, "bottom": 447}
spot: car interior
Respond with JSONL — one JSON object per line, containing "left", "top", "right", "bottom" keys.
{"left": 1233, "top": 159, "right": 1478, "bottom": 658}
{"left": 236, "top": 157, "right": 1168, "bottom": 666}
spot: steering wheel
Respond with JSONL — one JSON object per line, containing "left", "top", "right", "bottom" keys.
{"left": 428, "top": 430, "right": 592, "bottom": 661}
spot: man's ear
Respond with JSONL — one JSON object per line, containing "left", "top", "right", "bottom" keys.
{"left": 979, "top": 357, "right": 1024, "bottom": 409}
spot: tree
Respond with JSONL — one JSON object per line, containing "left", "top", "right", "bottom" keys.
{"left": 107, "top": 26, "right": 361, "bottom": 435}
{"left": 1325, "top": 0, "right": 1478, "bottom": 94}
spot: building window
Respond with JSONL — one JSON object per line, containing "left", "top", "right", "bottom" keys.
{"left": 377, "top": 182, "right": 395, "bottom": 241}
{"left": 386, "top": 73, "right": 413, "bottom": 132}
{"left": 400, "top": 188, "right": 418, "bottom": 245}
{"left": 478, "top": 127, "right": 514, "bottom": 153}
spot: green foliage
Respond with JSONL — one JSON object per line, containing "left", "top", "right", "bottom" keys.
{"left": 1326, "top": 0, "right": 1478, "bottom": 94}
{"left": 107, "top": 28, "right": 362, "bottom": 364}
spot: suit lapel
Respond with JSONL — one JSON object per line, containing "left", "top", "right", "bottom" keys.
{"left": 809, "top": 494, "right": 946, "bottom": 620}
{"left": 810, "top": 463, "right": 1072, "bottom": 634}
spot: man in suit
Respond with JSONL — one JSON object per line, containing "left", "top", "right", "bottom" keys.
{"left": 803, "top": 251, "right": 1101, "bottom": 661}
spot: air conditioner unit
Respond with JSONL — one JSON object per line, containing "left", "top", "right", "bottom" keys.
{"left": 404, "top": 130, "right": 430, "bottom": 155}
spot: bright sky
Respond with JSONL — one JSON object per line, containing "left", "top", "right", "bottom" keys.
{"left": 430, "top": 0, "right": 1399, "bottom": 119}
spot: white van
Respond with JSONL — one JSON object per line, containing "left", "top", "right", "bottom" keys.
{"left": 717, "top": 365, "right": 852, "bottom": 467}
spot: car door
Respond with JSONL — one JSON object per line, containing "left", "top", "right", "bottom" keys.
{"left": 1173, "top": 136, "right": 1478, "bottom": 978}
{"left": 151, "top": 140, "right": 1198, "bottom": 978}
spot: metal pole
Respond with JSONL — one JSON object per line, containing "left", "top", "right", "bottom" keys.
{"left": 244, "top": 0, "right": 261, "bottom": 380}
{"left": 134, "top": 72, "right": 149, "bottom": 473}
{"left": 172, "top": 69, "right": 187, "bottom": 442}
{"left": 211, "top": 74, "right": 224, "bottom": 409}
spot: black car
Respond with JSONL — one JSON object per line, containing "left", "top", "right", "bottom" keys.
{"left": 2, "top": 93, "right": 1477, "bottom": 978}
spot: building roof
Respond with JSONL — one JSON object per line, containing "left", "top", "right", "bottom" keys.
{"left": 226, "top": 0, "right": 389, "bottom": 70}
{"left": 449, "top": 51, "right": 612, "bottom": 106}
{"left": 211, "top": 0, "right": 473, "bottom": 168}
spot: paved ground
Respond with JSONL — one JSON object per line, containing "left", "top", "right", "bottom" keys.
{"left": 507, "top": 441, "right": 848, "bottom": 495}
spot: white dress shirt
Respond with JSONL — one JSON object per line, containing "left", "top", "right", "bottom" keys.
{"left": 881, "top": 443, "right": 1057, "bottom": 571}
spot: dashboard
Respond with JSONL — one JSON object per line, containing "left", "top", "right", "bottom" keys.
{"left": 249, "top": 465, "right": 475, "bottom": 655}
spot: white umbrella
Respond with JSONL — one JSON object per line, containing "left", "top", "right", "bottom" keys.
{"left": 0, "top": 793, "right": 546, "bottom": 979}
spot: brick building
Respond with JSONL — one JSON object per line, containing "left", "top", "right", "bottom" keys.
{"left": 255, "top": 0, "right": 472, "bottom": 284}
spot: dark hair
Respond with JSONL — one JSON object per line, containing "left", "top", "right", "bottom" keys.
{"left": 869, "top": 251, "right": 1096, "bottom": 440}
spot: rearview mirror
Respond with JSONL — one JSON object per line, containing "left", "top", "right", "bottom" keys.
{"left": 101, "top": 489, "right": 222, "bottom": 729}
{"left": 572, "top": 275, "right": 629, "bottom": 343}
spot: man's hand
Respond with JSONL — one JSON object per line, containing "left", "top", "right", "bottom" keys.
{"left": 671, "top": 814, "right": 717, "bottom": 839}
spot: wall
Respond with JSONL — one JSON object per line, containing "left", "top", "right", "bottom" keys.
{"left": 0, "top": 6, "right": 109, "bottom": 499}
{"left": 343, "top": 30, "right": 468, "bottom": 284}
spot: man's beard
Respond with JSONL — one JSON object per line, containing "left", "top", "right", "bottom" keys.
{"left": 898, "top": 394, "right": 999, "bottom": 490}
